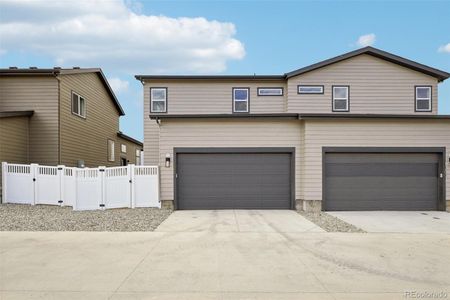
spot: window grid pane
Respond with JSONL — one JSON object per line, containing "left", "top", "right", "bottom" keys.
{"left": 151, "top": 88, "right": 167, "bottom": 112}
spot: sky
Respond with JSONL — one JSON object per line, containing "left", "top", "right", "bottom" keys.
{"left": 1, "top": 0, "right": 449, "bottom": 141}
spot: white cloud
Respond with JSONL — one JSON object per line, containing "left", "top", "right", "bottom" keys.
{"left": 0, "top": 0, "right": 245, "bottom": 74}
{"left": 438, "top": 43, "right": 450, "bottom": 53}
{"left": 108, "top": 77, "right": 129, "bottom": 94}
{"left": 356, "top": 33, "right": 376, "bottom": 47}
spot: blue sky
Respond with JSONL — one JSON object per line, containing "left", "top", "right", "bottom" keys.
{"left": 1, "top": 0, "right": 449, "bottom": 141}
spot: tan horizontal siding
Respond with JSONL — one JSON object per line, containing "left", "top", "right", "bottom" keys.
{"left": 0, "top": 76, "right": 58, "bottom": 164}
{"left": 302, "top": 119, "right": 450, "bottom": 203}
{"left": 0, "top": 117, "right": 30, "bottom": 196}
{"left": 143, "top": 80, "right": 287, "bottom": 114}
{"left": 143, "top": 86, "right": 160, "bottom": 165}
{"left": 158, "top": 119, "right": 302, "bottom": 201}
{"left": 59, "top": 73, "right": 120, "bottom": 167}
{"left": 287, "top": 54, "right": 438, "bottom": 114}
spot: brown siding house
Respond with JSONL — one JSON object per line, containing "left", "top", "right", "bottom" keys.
{"left": 0, "top": 68, "right": 142, "bottom": 200}
{"left": 138, "top": 47, "right": 450, "bottom": 212}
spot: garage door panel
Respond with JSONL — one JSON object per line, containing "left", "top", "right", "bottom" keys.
{"left": 324, "top": 152, "right": 440, "bottom": 211}
{"left": 326, "top": 163, "right": 438, "bottom": 177}
{"left": 177, "top": 152, "right": 292, "bottom": 209}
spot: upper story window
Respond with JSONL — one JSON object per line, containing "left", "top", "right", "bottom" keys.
{"left": 332, "top": 86, "right": 349, "bottom": 112}
{"left": 257, "top": 87, "right": 283, "bottom": 96}
{"left": 415, "top": 86, "right": 432, "bottom": 112}
{"left": 72, "top": 92, "right": 86, "bottom": 118}
{"left": 150, "top": 87, "right": 167, "bottom": 113}
{"left": 298, "top": 85, "right": 324, "bottom": 94}
{"left": 121, "top": 144, "right": 127, "bottom": 153}
{"left": 233, "top": 88, "right": 249, "bottom": 113}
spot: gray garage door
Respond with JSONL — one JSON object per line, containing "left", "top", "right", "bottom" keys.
{"left": 324, "top": 153, "right": 440, "bottom": 211}
{"left": 176, "top": 153, "right": 292, "bottom": 209}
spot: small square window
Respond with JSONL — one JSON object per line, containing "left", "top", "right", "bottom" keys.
{"left": 415, "top": 86, "right": 431, "bottom": 112}
{"left": 72, "top": 92, "right": 86, "bottom": 118}
{"left": 332, "top": 86, "right": 349, "bottom": 112}
{"left": 233, "top": 88, "right": 249, "bottom": 113}
{"left": 121, "top": 144, "right": 127, "bottom": 153}
{"left": 151, "top": 88, "right": 167, "bottom": 113}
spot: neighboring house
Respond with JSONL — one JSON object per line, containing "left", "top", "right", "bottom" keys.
{"left": 137, "top": 47, "right": 450, "bottom": 212}
{"left": 0, "top": 68, "right": 143, "bottom": 198}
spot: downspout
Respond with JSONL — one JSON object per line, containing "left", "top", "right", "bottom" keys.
{"left": 55, "top": 72, "right": 61, "bottom": 165}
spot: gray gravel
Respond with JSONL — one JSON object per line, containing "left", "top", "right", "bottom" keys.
{"left": 0, "top": 204, "right": 172, "bottom": 231}
{"left": 298, "top": 211, "right": 366, "bottom": 233}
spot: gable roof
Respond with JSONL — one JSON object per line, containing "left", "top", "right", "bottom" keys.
{"left": 0, "top": 68, "right": 125, "bottom": 115}
{"left": 135, "top": 47, "right": 449, "bottom": 82}
{"left": 285, "top": 46, "right": 450, "bottom": 81}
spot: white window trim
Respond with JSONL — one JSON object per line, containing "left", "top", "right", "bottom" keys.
{"left": 332, "top": 86, "right": 349, "bottom": 112}
{"left": 298, "top": 85, "right": 324, "bottom": 94}
{"left": 72, "top": 92, "right": 86, "bottom": 118}
{"left": 150, "top": 87, "right": 167, "bottom": 113}
{"left": 121, "top": 144, "right": 127, "bottom": 153}
{"left": 257, "top": 87, "right": 283, "bottom": 96}
{"left": 233, "top": 88, "right": 249, "bottom": 113}
{"left": 415, "top": 86, "right": 432, "bottom": 112}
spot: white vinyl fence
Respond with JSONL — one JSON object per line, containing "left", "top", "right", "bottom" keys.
{"left": 1, "top": 162, "right": 160, "bottom": 210}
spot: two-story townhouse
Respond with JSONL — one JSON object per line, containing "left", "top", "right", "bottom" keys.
{"left": 137, "top": 47, "right": 450, "bottom": 212}
{"left": 0, "top": 68, "right": 143, "bottom": 199}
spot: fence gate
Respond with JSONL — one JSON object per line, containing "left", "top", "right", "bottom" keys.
{"left": 2, "top": 163, "right": 34, "bottom": 204}
{"left": 75, "top": 168, "right": 102, "bottom": 210}
{"left": 35, "top": 165, "right": 61, "bottom": 205}
{"left": 134, "top": 166, "right": 160, "bottom": 208}
{"left": 104, "top": 166, "right": 131, "bottom": 209}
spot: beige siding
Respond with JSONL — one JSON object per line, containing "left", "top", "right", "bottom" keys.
{"left": 117, "top": 137, "right": 143, "bottom": 165}
{"left": 302, "top": 119, "right": 450, "bottom": 204}
{"left": 143, "top": 86, "right": 160, "bottom": 165}
{"left": 158, "top": 119, "right": 302, "bottom": 202}
{"left": 287, "top": 54, "right": 438, "bottom": 114}
{"left": 143, "top": 80, "right": 287, "bottom": 114}
{"left": 0, "top": 116, "right": 30, "bottom": 199}
{"left": 0, "top": 117, "right": 29, "bottom": 164}
{"left": 0, "top": 76, "right": 59, "bottom": 164}
{"left": 59, "top": 73, "right": 120, "bottom": 167}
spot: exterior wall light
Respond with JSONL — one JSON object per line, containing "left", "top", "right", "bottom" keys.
{"left": 165, "top": 153, "right": 171, "bottom": 168}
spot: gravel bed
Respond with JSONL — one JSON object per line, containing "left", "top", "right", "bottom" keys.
{"left": 298, "top": 211, "right": 366, "bottom": 233}
{"left": 0, "top": 204, "right": 172, "bottom": 231}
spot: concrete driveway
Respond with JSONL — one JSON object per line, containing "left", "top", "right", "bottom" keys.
{"left": 155, "top": 210, "right": 324, "bottom": 233}
{"left": 329, "top": 211, "right": 450, "bottom": 233}
{"left": 1, "top": 210, "right": 450, "bottom": 300}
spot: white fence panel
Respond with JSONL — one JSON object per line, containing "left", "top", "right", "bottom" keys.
{"left": 2, "top": 163, "right": 160, "bottom": 211}
{"left": 75, "top": 168, "right": 102, "bottom": 211}
{"left": 2, "top": 163, "right": 34, "bottom": 204}
{"left": 134, "top": 166, "right": 160, "bottom": 208}
{"left": 35, "top": 165, "right": 61, "bottom": 205}
{"left": 63, "top": 167, "right": 76, "bottom": 206}
{"left": 104, "top": 166, "right": 131, "bottom": 209}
